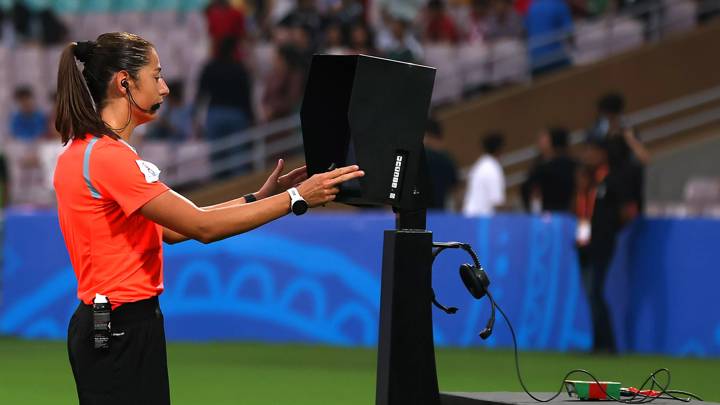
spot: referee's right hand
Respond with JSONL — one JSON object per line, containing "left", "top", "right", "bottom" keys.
{"left": 296, "top": 165, "right": 364, "bottom": 208}
{"left": 140, "top": 165, "right": 364, "bottom": 244}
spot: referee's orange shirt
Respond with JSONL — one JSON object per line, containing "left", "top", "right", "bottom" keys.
{"left": 54, "top": 134, "right": 170, "bottom": 308}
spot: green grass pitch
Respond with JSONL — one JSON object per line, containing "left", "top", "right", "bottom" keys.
{"left": 1, "top": 338, "right": 718, "bottom": 404}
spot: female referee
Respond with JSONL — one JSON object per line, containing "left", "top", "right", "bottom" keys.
{"left": 53, "top": 32, "right": 363, "bottom": 405}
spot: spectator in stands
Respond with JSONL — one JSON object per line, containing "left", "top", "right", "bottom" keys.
{"left": 328, "top": 0, "right": 365, "bottom": 29}
{"left": 566, "top": 0, "right": 619, "bottom": 18}
{"left": 197, "top": 37, "right": 255, "bottom": 178}
{"left": 261, "top": 44, "right": 306, "bottom": 121}
{"left": 566, "top": 0, "right": 591, "bottom": 18}
{"left": 289, "top": 23, "right": 316, "bottom": 70}
{"left": 146, "top": 81, "right": 193, "bottom": 142}
{"left": 463, "top": 132, "right": 506, "bottom": 216}
{"left": 514, "top": 0, "right": 533, "bottom": 16}
{"left": 279, "top": 0, "right": 324, "bottom": 48}
{"left": 40, "top": 92, "right": 66, "bottom": 197}
{"left": 349, "top": 22, "right": 377, "bottom": 54}
{"left": 10, "top": 86, "right": 47, "bottom": 143}
{"left": 205, "top": 0, "right": 247, "bottom": 60}
{"left": 9, "top": 1, "right": 31, "bottom": 43}
{"left": 523, "top": 127, "right": 578, "bottom": 213}
{"left": 424, "top": 118, "right": 460, "bottom": 210}
{"left": 322, "top": 22, "right": 351, "bottom": 54}
{"left": 459, "top": 0, "right": 491, "bottom": 43}
{"left": 1, "top": 2, "right": 67, "bottom": 46}
{"left": 525, "top": 0, "right": 574, "bottom": 76}
{"left": 423, "top": 0, "right": 461, "bottom": 44}
{"left": 37, "top": 6, "right": 69, "bottom": 46}
{"left": 377, "top": 15, "right": 424, "bottom": 63}
{"left": 247, "top": 0, "right": 271, "bottom": 37}
{"left": 487, "top": 0, "right": 524, "bottom": 40}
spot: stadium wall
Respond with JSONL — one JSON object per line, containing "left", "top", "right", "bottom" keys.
{"left": 439, "top": 21, "right": 720, "bottom": 167}
{"left": 1, "top": 211, "right": 718, "bottom": 357}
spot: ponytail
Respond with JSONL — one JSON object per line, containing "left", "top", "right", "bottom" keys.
{"left": 54, "top": 42, "right": 111, "bottom": 145}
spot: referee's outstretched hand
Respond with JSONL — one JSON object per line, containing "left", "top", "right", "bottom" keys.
{"left": 296, "top": 165, "right": 364, "bottom": 208}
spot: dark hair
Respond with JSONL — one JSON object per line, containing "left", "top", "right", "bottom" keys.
{"left": 217, "top": 36, "right": 238, "bottom": 61}
{"left": 13, "top": 85, "right": 34, "bottom": 100}
{"left": 428, "top": 0, "right": 445, "bottom": 10}
{"left": 482, "top": 132, "right": 505, "bottom": 154}
{"left": 55, "top": 32, "right": 154, "bottom": 145}
{"left": 425, "top": 118, "right": 442, "bottom": 139}
{"left": 548, "top": 127, "right": 569, "bottom": 149}
{"left": 597, "top": 92, "right": 625, "bottom": 115}
{"left": 350, "top": 22, "right": 375, "bottom": 50}
{"left": 472, "top": 0, "right": 490, "bottom": 9}
{"left": 277, "top": 44, "right": 304, "bottom": 69}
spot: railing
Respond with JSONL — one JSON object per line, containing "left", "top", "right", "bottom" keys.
{"left": 500, "top": 85, "right": 720, "bottom": 188}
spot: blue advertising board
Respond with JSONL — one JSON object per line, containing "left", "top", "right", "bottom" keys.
{"left": 1, "top": 210, "right": 718, "bottom": 356}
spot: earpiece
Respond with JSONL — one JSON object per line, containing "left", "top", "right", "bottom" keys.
{"left": 430, "top": 242, "right": 496, "bottom": 340}
{"left": 120, "top": 78, "right": 160, "bottom": 114}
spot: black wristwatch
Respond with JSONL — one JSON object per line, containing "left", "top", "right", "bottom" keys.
{"left": 287, "top": 187, "right": 308, "bottom": 215}
{"left": 244, "top": 193, "right": 257, "bottom": 203}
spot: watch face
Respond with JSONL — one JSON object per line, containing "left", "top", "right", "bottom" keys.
{"left": 292, "top": 200, "right": 309, "bottom": 215}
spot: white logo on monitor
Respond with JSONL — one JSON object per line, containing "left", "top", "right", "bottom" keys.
{"left": 388, "top": 155, "right": 403, "bottom": 199}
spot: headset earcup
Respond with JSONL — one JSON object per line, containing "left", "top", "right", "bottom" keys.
{"left": 459, "top": 264, "right": 490, "bottom": 299}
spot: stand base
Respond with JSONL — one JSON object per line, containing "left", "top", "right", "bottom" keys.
{"left": 440, "top": 392, "right": 719, "bottom": 405}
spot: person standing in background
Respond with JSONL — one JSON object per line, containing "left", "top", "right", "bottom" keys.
{"left": 196, "top": 37, "right": 255, "bottom": 178}
{"left": 7, "top": 86, "right": 47, "bottom": 204}
{"left": 205, "top": 0, "right": 247, "bottom": 60}
{"left": 424, "top": 118, "right": 460, "bottom": 211}
{"left": 463, "top": 132, "right": 505, "bottom": 216}
{"left": 576, "top": 139, "right": 640, "bottom": 353}
{"left": 146, "top": 81, "right": 193, "bottom": 142}
{"left": 487, "top": 0, "right": 524, "bottom": 40}
{"left": 423, "top": 0, "right": 461, "bottom": 44}
{"left": 261, "top": 44, "right": 306, "bottom": 121}
{"left": 587, "top": 92, "right": 649, "bottom": 212}
{"left": 523, "top": 127, "right": 577, "bottom": 213}
{"left": 10, "top": 86, "right": 47, "bottom": 143}
{"left": 521, "top": 127, "right": 553, "bottom": 212}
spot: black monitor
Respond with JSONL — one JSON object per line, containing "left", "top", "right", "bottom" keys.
{"left": 300, "top": 54, "right": 436, "bottom": 211}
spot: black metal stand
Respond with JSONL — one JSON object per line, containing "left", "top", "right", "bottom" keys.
{"left": 373, "top": 211, "right": 718, "bottom": 405}
{"left": 375, "top": 208, "right": 440, "bottom": 405}
{"left": 374, "top": 209, "right": 528, "bottom": 405}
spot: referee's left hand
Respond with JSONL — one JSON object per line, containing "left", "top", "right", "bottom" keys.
{"left": 255, "top": 159, "right": 308, "bottom": 200}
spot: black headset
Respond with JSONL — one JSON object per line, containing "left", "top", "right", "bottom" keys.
{"left": 121, "top": 78, "right": 157, "bottom": 114}
{"left": 431, "top": 241, "right": 496, "bottom": 340}
{"left": 106, "top": 78, "right": 160, "bottom": 133}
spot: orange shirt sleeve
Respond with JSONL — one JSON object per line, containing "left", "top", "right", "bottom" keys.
{"left": 90, "top": 141, "right": 170, "bottom": 216}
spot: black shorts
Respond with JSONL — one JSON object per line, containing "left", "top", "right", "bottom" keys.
{"left": 67, "top": 296, "right": 170, "bottom": 405}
